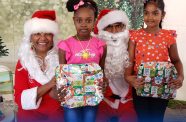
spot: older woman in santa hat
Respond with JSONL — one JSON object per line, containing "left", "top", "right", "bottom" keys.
{"left": 94, "top": 9, "right": 137, "bottom": 122}
{"left": 14, "top": 10, "right": 63, "bottom": 122}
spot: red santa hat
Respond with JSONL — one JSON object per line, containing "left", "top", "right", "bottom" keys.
{"left": 94, "top": 9, "right": 129, "bottom": 34}
{"left": 24, "top": 10, "right": 58, "bottom": 36}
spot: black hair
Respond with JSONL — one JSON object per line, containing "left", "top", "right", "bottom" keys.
{"left": 144, "top": 0, "right": 165, "bottom": 28}
{"left": 66, "top": 0, "right": 98, "bottom": 18}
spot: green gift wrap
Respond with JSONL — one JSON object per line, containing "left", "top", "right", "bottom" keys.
{"left": 55, "top": 63, "right": 104, "bottom": 108}
{"left": 137, "top": 62, "right": 177, "bottom": 99}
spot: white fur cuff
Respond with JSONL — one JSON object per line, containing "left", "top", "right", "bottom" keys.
{"left": 21, "top": 87, "right": 42, "bottom": 110}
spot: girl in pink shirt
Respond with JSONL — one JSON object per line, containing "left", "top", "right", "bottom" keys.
{"left": 57, "top": 0, "right": 107, "bottom": 122}
{"left": 58, "top": 36, "right": 106, "bottom": 65}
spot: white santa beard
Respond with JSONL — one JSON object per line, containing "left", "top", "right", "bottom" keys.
{"left": 109, "top": 76, "right": 129, "bottom": 97}
{"left": 98, "top": 30, "right": 130, "bottom": 96}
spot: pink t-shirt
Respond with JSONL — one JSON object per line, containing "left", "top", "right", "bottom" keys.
{"left": 58, "top": 36, "right": 106, "bottom": 64}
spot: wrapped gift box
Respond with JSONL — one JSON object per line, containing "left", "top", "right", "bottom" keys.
{"left": 0, "top": 69, "right": 13, "bottom": 94}
{"left": 137, "top": 62, "right": 177, "bottom": 99}
{"left": 55, "top": 63, "right": 104, "bottom": 108}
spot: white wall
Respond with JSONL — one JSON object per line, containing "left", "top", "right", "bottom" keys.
{"left": 164, "top": 0, "right": 186, "bottom": 100}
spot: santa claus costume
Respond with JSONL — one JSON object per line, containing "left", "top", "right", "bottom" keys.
{"left": 14, "top": 10, "right": 63, "bottom": 122}
{"left": 94, "top": 9, "right": 137, "bottom": 122}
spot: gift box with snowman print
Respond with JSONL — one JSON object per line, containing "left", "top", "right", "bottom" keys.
{"left": 136, "top": 62, "right": 177, "bottom": 99}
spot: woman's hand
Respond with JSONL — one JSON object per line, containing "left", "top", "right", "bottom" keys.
{"left": 126, "top": 75, "right": 144, "bottom": 90}
{"left": 56, "top": 86, "right": 66, "bottom": 103}
{"left": 98, "top": 77, "right": 109, "bottom": 94}
{"left": 48, "top": 77, "right": 56, "bottom": 87}
{"left": 49, "top": 85, "right": 66, "bottom": 103}
{"left": 37, "top": 77, "right": 56, "bottom": 101}
{"left": 169, "top": 75, "right": 184, "bottom": 89}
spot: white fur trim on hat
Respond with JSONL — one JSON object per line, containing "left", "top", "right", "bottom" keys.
{"left": 97, "top": 10, "right": 129, "bottom": 31}
{"left": 24, "top": 18, "right": 58, "bottom": 36}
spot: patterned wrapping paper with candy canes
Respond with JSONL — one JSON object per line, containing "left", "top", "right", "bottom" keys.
{"left": 55, "top": 63, "right": 104, "bottom": 108}
{"left": 137, "top": 62, "right": 177, "bottom": 99}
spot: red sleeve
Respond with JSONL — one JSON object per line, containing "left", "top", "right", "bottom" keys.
{"left": 167, "top": 30, "right": 177, "bottom": 47}
{"left": 14, "top": 60, "right": 29, "bottom": 109}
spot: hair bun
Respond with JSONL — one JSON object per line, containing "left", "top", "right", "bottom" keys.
{"left": 66, "top": 0, "right": 81, "bottom": 12}
{"left": 66, "top": 0, "right": 98, "bottom": 18}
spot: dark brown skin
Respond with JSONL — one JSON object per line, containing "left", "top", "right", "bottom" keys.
{"left": 73, "top": 7, "right": 95, "bottom": 40}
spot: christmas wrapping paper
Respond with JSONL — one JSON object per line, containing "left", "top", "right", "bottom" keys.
{"left": 137, "top": 62, "right": 177, "bottom": 99}
{"left": 55, "top": 63, "right": 104, "bottom": 108}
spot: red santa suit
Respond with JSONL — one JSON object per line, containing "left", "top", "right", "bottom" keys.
{"left": 14, "top": 10, "right": 63, "bottom": 122}
{"left": 94, "top": 9, "right": 137, "bottom": 122}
